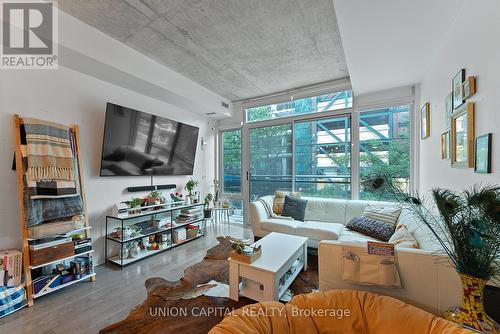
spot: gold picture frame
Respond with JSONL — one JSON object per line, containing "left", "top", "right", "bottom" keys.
{"left": 420, "top": 102, "right": 430, "bottom": 139}
{"left": 463, "top": 76, "right": 476, "bottom": 99}
{"left": 441, "top": 130, "right": 450, "bottom": 160}
{"left": 451, "top": 102, "right": 475, "bottom": 168}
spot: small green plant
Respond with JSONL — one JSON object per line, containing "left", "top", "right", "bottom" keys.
{"left": 128, "top": 197, "right": 144, "bottom": 208}
{"left": 204, "top": 193, "right": 213, "bottom": 207}
{"left": 184, "top": 179, "right": 199, "bottom": 196}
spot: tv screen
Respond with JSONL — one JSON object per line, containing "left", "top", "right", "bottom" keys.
{"left": 100, "top": 103, "right": 199, "bottom": 176}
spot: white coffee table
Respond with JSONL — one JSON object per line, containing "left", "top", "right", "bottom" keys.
{"left": 228, "top": 232, "right": 308, "bottom": 302}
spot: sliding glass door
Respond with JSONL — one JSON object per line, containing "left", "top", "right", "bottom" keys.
{"left": 294, "top": 116, "right": 351, "bottom": 198}
{"left": 248, "top": 124, "right": 292, "bottom": 201}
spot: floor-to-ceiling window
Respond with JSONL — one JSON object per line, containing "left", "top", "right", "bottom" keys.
{"left": 220, "top": 129, "right": 243, "bottom": 224}
{"left": 294, "top": 116, "right": 351, "bottom": 198}
{"left": 248, "top": 124, "right": 292, "bottom": 201}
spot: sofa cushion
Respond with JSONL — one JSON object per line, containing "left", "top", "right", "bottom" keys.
{"left": 345, "top": 200, "right": 398, "bottom": 225}
{"left": 397, "top": 209, "right": 441, "bottom": 251}
{"left": 389, "top": 224, "right": 419, "bottom": 249}
{"left": 346, "top": 216, "right": 396, "bottom": 242}
{"left": 304, "top": 198, "right": 347, "bottom": 223}
{"left": 281, "top": 196, "right": 308, "bottom": 221}
{"left": 363, "top": 205, "right": 402, "bottom": 225}
{"left": 295, "top": 221, "right": 344, "bottom": 241}
{"left": 260, "top": 218, "right": 300, "bottom": 235}
{"left": 338, "top": 229, "right": 379, "bottom": 243}
{"left": 273, "top": 191, "right": 301, "bottom": 215}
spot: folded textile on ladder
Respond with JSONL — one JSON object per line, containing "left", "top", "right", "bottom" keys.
{"left": 22, "top": 118, "right": 75, "bottom": 182}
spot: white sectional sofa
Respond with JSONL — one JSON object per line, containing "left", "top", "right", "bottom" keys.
{"left": 249, "top": 195, "right": 464, "bottom": 314}
{"left": 251, "top": 195, "right": 416, "bottom": 248}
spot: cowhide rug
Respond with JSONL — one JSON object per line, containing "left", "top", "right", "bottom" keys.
{"left": 100, "top": 236, "right": 318, "bottom": 334}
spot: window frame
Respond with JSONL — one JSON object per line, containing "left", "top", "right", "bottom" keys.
{"left": 245, "top": 90, "right": 353, "bottom": 124}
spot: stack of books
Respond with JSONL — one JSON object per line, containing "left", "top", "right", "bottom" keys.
{"left": 175, "top": 207, "right": 202, "bottom": 224}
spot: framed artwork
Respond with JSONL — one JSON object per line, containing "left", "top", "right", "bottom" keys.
{"left": 452, "top": 69, "right": 465, "bottom": 110}
{"left": 475, "top": 133, "right": 492, "bottom": 173}
{"left": 421, "top": 102, "right": 430, "bottom": 139}
{"left": 463, "top": 76, "right": 476, "bottom": 99}
{"left": 441, "top": 130, "right": 450, "bottom": 160}
{"left": 451, "top": 102, "right": 475, "bottom": 168}
{"left": 445, "top": 93, "right": 453, "bottom": 129}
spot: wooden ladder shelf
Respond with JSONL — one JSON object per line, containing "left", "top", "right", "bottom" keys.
{"left": 13, "top": 114, "right": 96, "bottom": 306}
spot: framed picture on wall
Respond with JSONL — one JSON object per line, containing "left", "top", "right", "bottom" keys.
{"left": 441, "top": 130, "right": 450, "bottom": 160}
{"left": 463, "top": 76, "right": 476, "bottom": 100}
{"left": 475, "top": 133, "right": 492, "bottom": 173}
{"left": 452, "top": 69, "right": 465, "bottom": 110}
{"left": 421, "top": 102, "right": 430, "bottom": 139}
{"left": 451, "top": 102, "right": 475, "bottom": 168}
{"left": 445, "top": 93, "right": 453, "bottom": 129}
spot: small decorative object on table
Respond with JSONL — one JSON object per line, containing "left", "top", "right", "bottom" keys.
{"left": 170, "top": 192, "right": 183, "bottom": 203}
{"left": 213, "top": 179, "right": 221, "bottom": 205}
{"left": 364, "top": 174, "right": 500, "bottom": 333}
{"left": 204, "top": 193, "right": 213, "bottom": 218}
{"left": 230, "top": 242, "right": 262, "bottom": 264}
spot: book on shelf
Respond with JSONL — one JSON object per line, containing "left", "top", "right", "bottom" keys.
{"left": 181, "top": 208, "right": 202, "bottom": 214}
{"left": 29, "top": 236, "right": 73, "bottom": 250}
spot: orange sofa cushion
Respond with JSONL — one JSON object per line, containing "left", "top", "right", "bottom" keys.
{"left": 209, "top": 290, "right": 475, "bottom": 334}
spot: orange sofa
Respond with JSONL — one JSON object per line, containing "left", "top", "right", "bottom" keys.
{"left": 209, "top": 290, "right": 475, "bottom": 334}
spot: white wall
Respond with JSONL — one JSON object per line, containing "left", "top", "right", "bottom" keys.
{"left": 0, "top": 9, "right": 218, "bottom": 265}
{"left": 419, "top": 0, "right": 500, "bottom": 193}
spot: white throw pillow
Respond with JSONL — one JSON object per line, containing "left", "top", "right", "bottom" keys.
{"left": 389, "top": 224, "right": 420, "bottom": 249}
{"left": 363, "top": 205, "right": 402, "bottom": 225}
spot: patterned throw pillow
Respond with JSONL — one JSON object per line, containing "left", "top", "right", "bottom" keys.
{"left": 346, "top": 216, "right": 396, "bottom": 242}
{"left": 281, "top": 195, "right": 308, "bottom": 221}
{"left": 363, "top": 205, "right": 402, "bottom": 225}
{"left": 273, "top": 191, "right": 301, "bottom": 215}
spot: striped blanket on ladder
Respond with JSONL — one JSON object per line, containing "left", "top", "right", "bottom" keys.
{"left": 22, "top": 118, "right": 78, "bottom": 199}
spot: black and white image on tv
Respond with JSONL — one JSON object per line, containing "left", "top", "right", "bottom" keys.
{"left": 100, "top": 103, "right": 199, "bottom": 176}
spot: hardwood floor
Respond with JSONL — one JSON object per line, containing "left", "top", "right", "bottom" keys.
{"left": 0, "top": 223, "right": 252, "bottom": 334}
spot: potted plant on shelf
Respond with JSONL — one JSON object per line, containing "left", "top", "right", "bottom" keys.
{"left": 127, "top": 197, "right": 144, "bottom": 214}
{"left": 184, "top": 179, "right": 199, "bottom": 204}
{"left": 145, "top": 191, "right": 164, "bottom": 208}
{"left": 204, "top": 193, "right": 213, "bottom": 219}
{"left": 365, "top": 175, "right": 500, "bottom": 334}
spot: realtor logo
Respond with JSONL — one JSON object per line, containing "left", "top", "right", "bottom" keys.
{"left": 1, "top": 0, "right": 58, "bottom": 69}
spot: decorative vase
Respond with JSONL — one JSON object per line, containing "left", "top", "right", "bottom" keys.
{"left": 444, "top": 273, "right": 500, "bottom": 334}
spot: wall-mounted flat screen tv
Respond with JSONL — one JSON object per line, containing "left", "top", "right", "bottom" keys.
{"left": 100, "top": 103, "right": 199, "bottom": 176}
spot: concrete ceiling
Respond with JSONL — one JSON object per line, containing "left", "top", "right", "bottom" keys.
{"left": 58, "top": 0, "right": 348, "bottom": 101}
{"left": 333, "top": 0, "right": 466, "bottom": 96}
